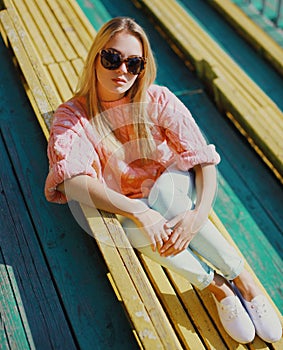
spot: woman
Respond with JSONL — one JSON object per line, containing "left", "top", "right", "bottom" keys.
{"left": 45, "top": 17, "right": 282, "bottom": 343}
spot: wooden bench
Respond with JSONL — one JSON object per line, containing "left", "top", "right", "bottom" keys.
{"left": 134, "top": 0, "right": 283, "bottom": 183}
{"left": 0, "top": 0, "right": 282, "bottom": 349}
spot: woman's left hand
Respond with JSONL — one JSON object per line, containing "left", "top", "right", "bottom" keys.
{"left": 159, "top": 209, "right": 204, "bottom": 257}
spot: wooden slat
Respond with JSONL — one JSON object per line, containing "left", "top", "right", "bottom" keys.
{"left": 60, "top": 61, "right": 79, "bottom": 94}
{"left": 82, "top": 205, "right": 183, "bottom": 349}
{"left": 166, "top": 270, "right": 248, "bottom": 350}
{"left": 72, "top": 57, "right": 84, "bottom": 77}
{"left": 5, "top": 0, "right": 54, "bottom": 65}
{"left": 0, "top": 131, "right": 77, "bottom": 350}
{"left": 0, "top": 10, "right": 54, "bottom": 136}
{"left": 12, "top": 0, "right": 64, "bottom": 63}
{"left": 48, "top": 62, "right": 74, "bottom": 102}
{"left": 25, "top": 0, "right": 77, "bottom": 61}
{"left": 66, "top": 0, "right": 96, "bottom": 41}
{"left": 46, "top": 0, "right": 89, "bottom": 59}
{"left": 0, "top": 263, "right": 33, "bottom": 350}
{"left": 139, "top": 255, "right": 212, "bottom": 350}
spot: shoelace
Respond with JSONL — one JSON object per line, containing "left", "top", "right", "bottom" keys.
{"left": 250, "top": 299, "right": 268, "bottom": 319}
{"left": 221, "top": 301, "right": 239, "bottom": 320}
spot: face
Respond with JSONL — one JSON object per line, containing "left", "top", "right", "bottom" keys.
{"left": 96, "top": 32, "right": 143, "bottom": 101}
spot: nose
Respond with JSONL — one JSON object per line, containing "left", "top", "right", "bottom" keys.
{"left": 117, "top": 62, "right": 128, "bottom": 74}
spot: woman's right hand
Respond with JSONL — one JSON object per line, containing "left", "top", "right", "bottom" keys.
{"left": 132, "top": 208, "right": 171, "bottom": 253}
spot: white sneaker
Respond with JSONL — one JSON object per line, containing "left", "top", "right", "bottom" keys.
{"left": 213, "top": 294, "right": 255, "bottom": 343}
{"left": 242, "top": 295, "right": 282, "bottom": 343}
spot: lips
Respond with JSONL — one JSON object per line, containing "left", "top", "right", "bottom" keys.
{"left": 112, "top": 77, "right": 127, "bottom": 84}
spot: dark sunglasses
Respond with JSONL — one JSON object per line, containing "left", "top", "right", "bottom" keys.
{"left": 100, "top": 49, "right": 146, "bottom": 75}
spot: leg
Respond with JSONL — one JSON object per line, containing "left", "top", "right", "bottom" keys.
{"left": 148, "top": 169, "right": 281, "bottom": 343}
{"left": 149, "top": 170, "right": 244, "bottom": 282}
{"left": 146, "top": 170, "right": 256, "bottom": 343}
{"left": 120, "top": 215, "right": 214, "bottom": 290}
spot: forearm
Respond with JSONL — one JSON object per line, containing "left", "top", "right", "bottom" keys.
{"left": 194, "top": 164, "right": 217, "bottom": 220}
{"left": 58, "top": 175, "right": 148, "bottom": 219}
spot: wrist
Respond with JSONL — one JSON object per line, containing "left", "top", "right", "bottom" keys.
{"left": 123, "top": 198, "right": 149, "bottom": 220}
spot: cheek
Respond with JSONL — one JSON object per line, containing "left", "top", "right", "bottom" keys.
{"left": 126, "top": 75, "right": 139, "bottom": 89}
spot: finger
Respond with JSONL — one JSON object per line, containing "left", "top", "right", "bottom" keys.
{"left": 161, "top": 237, "right": 185, "bottom": 257}
{"left": 171, "top": 241, "right": 188, "bottom": 256}
{"left": 156, "top": 238, "right": 164, "bottom": 253}
{"left": 150, "top": 239, "right": 156, "bottom": 252}
{"left": 160, "top": 232, "right": 179, "bottom": 253}
{"left": 161, "top": 232, "right": 169, "bottom": 241}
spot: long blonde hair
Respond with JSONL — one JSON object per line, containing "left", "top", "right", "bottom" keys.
{"left": 75, "top": 17, "right": 157, "bottom": 159}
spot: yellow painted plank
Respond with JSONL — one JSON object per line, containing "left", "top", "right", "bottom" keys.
{"left": 48, "top": 62, "right": 73, "bottom": 102}
{"left": 72, "top": 58, "right": 84, "bottom": 77}
{"left": 13, "top": 0, "right": 65, "bottom": 62}
{"left": 81, "top": 205, "right": 183, "bottom": 349}
{"left": 213, "top": 77, "right": 283, "bottom": 175}
{"left": 66, "top": 0, "right": 96, "bottom": 41}
{"left": 139, "top": 254, "right": 208, "bottom": 350}
{"left": 59, "top": 0, "right": 95, "bottom": 54}
{"left": 4, "top": 0, "right": 54, "bottom": 64}
{"left": 4, "top": 4, "right": 60, "bottom": 109}
{"left": 60, "top": 61, "right": 79, "bottom": 95}
{"left": 46, "top": 0, "right": 88, "bottom": 60}
{"left": 0, "top": 10, "right": 54, "bottom": 135}
{"left": 35, "top": 0, "right": 78, "bottom": 61}
{"left": 167, "top": 271, "right": 245, "bottom": 350}
{"left": 23, "top": 0, "right": 75, "bottom": 62}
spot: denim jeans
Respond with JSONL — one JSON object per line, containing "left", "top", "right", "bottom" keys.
{"left": 120, "top": 169, "right": 244, "bottom": 290}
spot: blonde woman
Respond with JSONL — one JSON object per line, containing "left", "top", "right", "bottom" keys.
{"left": 45, "top": 17, "right": 282, "bottom": 343}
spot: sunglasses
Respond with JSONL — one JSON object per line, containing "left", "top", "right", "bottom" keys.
{"left": 100, "top": 49, "right": 146, "bottom": 75}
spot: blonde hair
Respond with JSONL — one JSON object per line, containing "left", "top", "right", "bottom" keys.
{"left": 75, "top": 17, "right": 157, "bottom": 159}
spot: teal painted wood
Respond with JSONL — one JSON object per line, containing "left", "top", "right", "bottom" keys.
{"left": 0, "top": 132, "right": 77, "bottom": 349}
{"left": 232, "top": 0, "right": 283, "bottom": 43}
{"left": 0, "top": 257, "right": 33, "bottom": 349}
{"left": 77, "top": 0, "right": 283, "bottom": 312}
{"left": 0, "top": 36, "right": 139, "bottom": 349}
{"left": 76, "top": 0, "right": 110, "bottom": 29}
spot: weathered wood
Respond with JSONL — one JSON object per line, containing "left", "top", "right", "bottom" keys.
{"left": 0, "top": 133, "right": 77, "bottom": 349}
{"left": 82, "top": 205, "right": 182, "bottom": 349}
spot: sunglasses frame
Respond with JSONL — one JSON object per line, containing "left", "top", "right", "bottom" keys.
{"left": 99, "top": 49, "right": 146, "bottom": 75}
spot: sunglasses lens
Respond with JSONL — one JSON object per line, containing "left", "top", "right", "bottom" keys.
{"left": 100, "top": 50, "right": 145, "bottom": 74}
{"left": 127, "top": 57, "right": 144, "bottom": 75}
{"left": 101, "top": 51, "right": 121, "bottom": 70}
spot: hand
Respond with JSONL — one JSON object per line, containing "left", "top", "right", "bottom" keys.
{"left": 160, "top": 210, "right": 204, "bottom": 257}
{"left": 133, "top": 208, "right": 171, "bottom": 253}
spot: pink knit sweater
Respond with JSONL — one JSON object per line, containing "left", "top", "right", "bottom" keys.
{"left": 45, "top": 85, "right": 220, "bottom": 203}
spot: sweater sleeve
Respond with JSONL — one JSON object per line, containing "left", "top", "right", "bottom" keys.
{"left": 157, "top": 87, "right": 220, "bottom": 170}
{"left": 44, "top": 101, "right": 100, "bottom": 204}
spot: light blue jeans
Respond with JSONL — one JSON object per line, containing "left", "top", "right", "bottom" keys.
{"left": 120, "top": 170, "right": 244, "bottom": 290}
